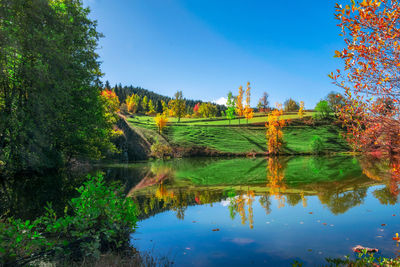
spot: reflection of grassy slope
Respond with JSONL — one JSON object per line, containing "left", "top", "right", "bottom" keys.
{"left": 283, "top": 156, "right": 363, "bottom": 187}
{"left": 173, "top": 156, "right": 364, "bottom": 187}
{"left": 128, "top": 119, "right": 350, "bottom": 154}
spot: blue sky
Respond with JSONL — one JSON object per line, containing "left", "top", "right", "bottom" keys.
{"left": 83, "top": 0, "right": 345, "bottom": 108}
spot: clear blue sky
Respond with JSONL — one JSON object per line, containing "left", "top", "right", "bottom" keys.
{"left": 83, "top": 0, "right": 345, "bottom": 108}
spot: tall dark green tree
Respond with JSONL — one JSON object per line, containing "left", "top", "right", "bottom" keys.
{"left": 0, "top": 0, "right": 113, "bottom": 175}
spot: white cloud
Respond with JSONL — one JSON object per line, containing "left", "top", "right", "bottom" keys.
{"left": 213, "top": 97, "right": 227, "bottom": 106}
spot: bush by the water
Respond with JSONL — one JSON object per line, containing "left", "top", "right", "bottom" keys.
{"left": 150, "top": 141, "right": 172, "bottom": 159}
{"left": 310, "top": 136, "right": 325, "bottom": 154}
{"left": 0, "top": 174, "right": 138, "bottom": 265}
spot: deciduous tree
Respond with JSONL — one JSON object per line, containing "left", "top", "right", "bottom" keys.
{"left": 0, "top": 0, "right": 115, "bottom": 173}
{"left": 125, "top": 94, "right": 140, "bottom": 113}
{"left": 259, "top": 92, "right": 270, "bottom": 113}
{"left": 332, "top": 0, "right": 400, "bottom": 154}
{"left": 236, "top": 86, "right": 244, "bottom": 124}
{"left": 169, "top": 91, "right": 186, "bottom": 122}
{"left": 226, "top": 92, "right": 236, "bottom": 124}
{"left": 298, "top": 101, "right": 305, "bottom": 118}
{"left": 266, "top": 104, "right": 286, "bottom": 154}
{"left": 283, "top": 98, "right": 300, "bottom": 112}
{"left": 244, "top": 82, "right": 254, "bottom": 124}
{"left": 141, "top": 96, "right": 148, "bottom": 112}
{"left": 147, "top": 99, "right": 156, "bottom": 115}
{"left": 154, "top": 113, "right": 168, "bottom": 134}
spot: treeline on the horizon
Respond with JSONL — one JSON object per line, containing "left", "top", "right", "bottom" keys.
{"left": 104, "top": 81, "right": 227, "bottom": 116}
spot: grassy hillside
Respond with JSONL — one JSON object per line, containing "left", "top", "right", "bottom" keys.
{"left": 129, "top": 112, "right": 314, "bottom": 126}
{"left": 126, "top": 114, "right": 350, "bottom": 154}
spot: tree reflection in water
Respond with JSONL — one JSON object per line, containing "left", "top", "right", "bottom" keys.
{"left": 129, "top": 155, "right": 400, "bottom": 227}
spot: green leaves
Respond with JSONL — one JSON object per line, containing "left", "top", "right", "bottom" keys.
{"left": 0, "top": 174, "right": 138, "bottom": 265}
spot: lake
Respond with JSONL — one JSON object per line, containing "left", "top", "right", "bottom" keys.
{"left": 101, "top": 155, "right": 400, "bottom": 266}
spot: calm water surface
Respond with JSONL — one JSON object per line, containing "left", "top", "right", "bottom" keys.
{"left": 104, "top": 156, "right": 400, "bottom": 266}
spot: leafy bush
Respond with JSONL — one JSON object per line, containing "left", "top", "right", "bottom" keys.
{"left": 0, "top": 174, "right": 138, "bottom": 265}
{"left": 150, "top": 141, "right": 172, "bottom": 159}
{"left": 325, "top": 249, "right": 400, "bottom": 266}
{"left": 314, "top": 100, "right": 333, "bottom": 120}
{"left": 283, "top": 98, "right": 300, "bottom": 112}
{"left": 310, "top": 136, "right": 325, "bottom": 154}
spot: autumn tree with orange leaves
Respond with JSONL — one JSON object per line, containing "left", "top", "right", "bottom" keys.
{"left": 236, "top": 85, "right": 245, "bottom": 125}
{"left": 332, "top": 0, "right": 400, "bottom": 154}
{"left": 243, "top": 82, "right": 254, "bottom": 124}
{"left": 298, "top": 101, "right": 305, "bottom": 118}
{"left": 266, "top": 104, "right": 286, "bottom": 154}
{"left": 154, "top": 113, "right": 168, "bottom": 134}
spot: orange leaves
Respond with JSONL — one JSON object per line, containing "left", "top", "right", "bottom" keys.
{"left": 333, "top": 0, "right": 400, "bottom": 153}
{"left": 154, "top": 113, "right": 168, "bottom": 134}
{"left": 236, "top": 85, "right": 244, "bottom": 117}
{"left": 265, "top": 105, "right": 285, "bottom": 154}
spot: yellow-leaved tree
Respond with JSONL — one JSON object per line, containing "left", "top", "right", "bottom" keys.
{"left": 266, "top": 103, "right": 285, "bottom": 154}
{"left": 298, "top": 101, "right": 305, "bottom": 118}
{"left": 243, "top": 82, "right": 254, "bottom": 124}
{"left": 155, "top": 113, "right": 168, "bottom": 134}
{"left": 236, "top": 85, "right": 244, "bottom": 125}
{"left": 125, "top": 94, "right": 140, "bottom": 113}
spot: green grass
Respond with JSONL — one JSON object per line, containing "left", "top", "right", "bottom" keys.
{"left": 128, "top": 112, "right": 314, "bottom": 126}
{"left": 125, "top": 113, "right": 349, "bottom": 154}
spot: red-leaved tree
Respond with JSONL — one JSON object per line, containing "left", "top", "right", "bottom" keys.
{"left": 332, "top": 0, "right": 400, "bottom": 154}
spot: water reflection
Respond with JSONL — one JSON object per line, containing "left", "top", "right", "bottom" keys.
{"left": 125, "top": 156, "right": 400, "bottom": 224}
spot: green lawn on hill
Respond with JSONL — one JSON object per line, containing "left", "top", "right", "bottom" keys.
{"left": 129, "top": 112, "right": 314, "bottom": 126}
{"left": 126, "top": 114, "right": 350, "bottom": 154}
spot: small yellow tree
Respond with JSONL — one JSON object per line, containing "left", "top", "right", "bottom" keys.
{"left": 236, "top": 85, "right": 244, "bottom": 124}
{"left": 298, "top": 101, "right": 305, "bottom": 118}
{"left": 266, "top": 104, "right": 285, "bottom": 154}
{"left": 125, "top": 94, "right": 140, "bottom": 113}
{"left": 243, "top": 82, "right": 254, "bottom": 124}
{"left": 155, "top": 113, "right": 168, "bottom": 133}
{"left": 147, "top": 99, "right": 156, "bottom": 115}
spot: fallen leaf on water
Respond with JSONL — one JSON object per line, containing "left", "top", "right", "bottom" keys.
{"left": 212, "top": 228, "right": 220, "bottom": 232}
{"left": 309, "top": 212, "right": 313, "bottom": 214}
{"left": 393, "top": 233, "right": 400, "bottom": 241}
{"left": 192, "top": 221, "right": 197, "bottom": 223}
{"left": 307, "top": 249, "right": 312, "bottom": 252}
{"left": 376, "top": 236, "right": 383, "bottom": 238}
{"left": 393, "top": 214, "right": 396, "bottom": 217}
{"left": 352, "top": 245, "right": 378, "bottom": 253}
{"left": 323, "top": 223, "right": 327, "bottom": 226}
{"left": 185, "top": 247, "right": 191, "bottom": 250}
{"left": 381, "top": 224, "right": 386, "bottom": 226}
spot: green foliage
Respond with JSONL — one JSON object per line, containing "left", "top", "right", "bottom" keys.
{"left": 310, "top": 135, "right": 325, "bottom": 154}
{"left": 0, "top": 174, "right": 138, "bottom": 265}
{"left": 314, "top": 100, "right": 333, "bottom": 120}
{"left": 150, "top": 140, "right": 172, "bottom": 159}
{"left": 169, "top": 91, "right": 186, "bottom": 122}
{"left": 141, "top": 96, "right": 149, "bottom": 112}
{"left": 198, "top": 102, "right": 218, "bottom": 118}
{"left": 325, "top": 250, "right": 400, "bottom": 266}
{"left": 226, "top": 91, "right": 236, "bottom": 123}
{"left": 0, "top": 0, "right": 114, "bottom": 174}
{"left": 284, "top": 98, "right": 300, "bottom": 112}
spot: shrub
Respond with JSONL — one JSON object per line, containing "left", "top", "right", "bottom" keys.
{"left": 310, "top": 136, "right": 325, "bottom": 154}
{"left": 283, "top": 98, "right": 300, "bottom": 112}
{"left": 314, "top": 100, "right": 333, "bottom": 120}
{"left": 150, "top": 141, "right": 172, "bottom": 159}
{"left": 0, "top": 174, "right": 138, "bottom": 265}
